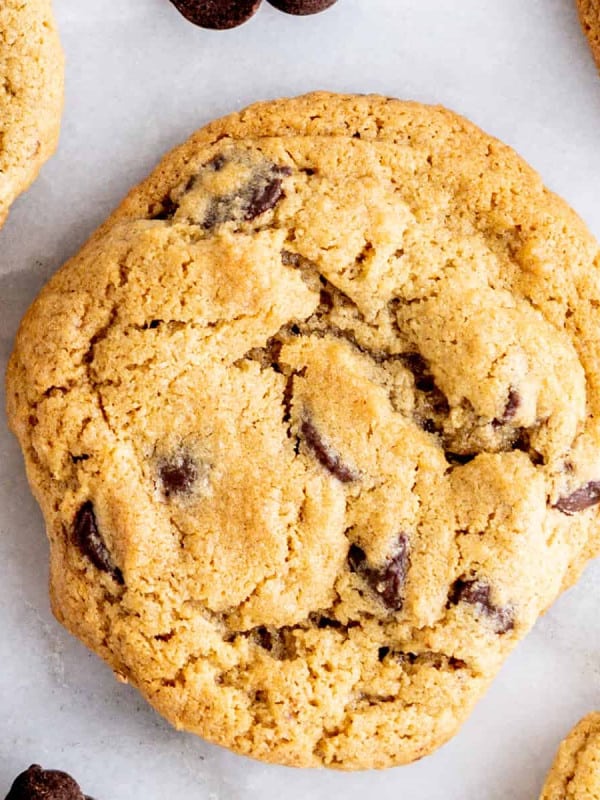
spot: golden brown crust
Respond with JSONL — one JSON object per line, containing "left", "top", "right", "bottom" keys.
{"left": 6, "top": 93, "right": 600, "bottom": 770}
{"left": 576, "top": 0, "right": 600, "bottom": 71}
{"left": 0, "top": 0, "right": 64, "bottom": 226}
{"left": 540, "top": 713, "right": 600, "bottom": 799}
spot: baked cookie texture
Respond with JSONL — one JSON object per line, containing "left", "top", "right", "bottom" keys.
{"left": 6, "top": 93, "right": 600, "bottom": 770}
{"left": 577, "top": 0, "right": 600, "bottom": 70}
{"left": 0, "top": 0, "right": 63, "bottom": 228}
{"left": 539, "top": 714, "right": 600, "bottom": 799}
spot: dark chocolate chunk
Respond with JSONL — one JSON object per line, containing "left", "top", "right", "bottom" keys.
{"left": 267, "top": 0, "right": 338, "bottom": 14}
{"left": 449, "top": 579, "right": 514, "bottom": 634}
{"left": 168, "top": 0, "right": 263, "bottom": 29}
{"left": 348, "top": 534, "right": 410, "bottom": 611}
{"left": 202, "top": 164, "right": 291, "bottom": 229}
{"left": 300, "top": 418, "right": 359, "bottom": 483}
{"left": 159, "top": 453, "right": 198, "bottom": 498}
{"left": 5, "top": 764, "right": 88, "bottom": 800}
{"left": 554, "top": 481, "right": 600, "bottom": 515}
{"left": 74, "top": 502, "right": 123, "bottom": 585}
{"left": 243, "top": 167, "right": 291, "bottom": 221}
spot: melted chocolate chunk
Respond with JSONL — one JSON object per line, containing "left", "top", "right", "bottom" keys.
{"left": 168, "top": 0, "right": 263, "bottom": 29}
{"left": 449, "top": 579, "right": 514, "bottom": 634}
{"left": 158, "top": 453, "right": 198, "bottom": 498}
{"left": 203, "top": 164, "right": 291, "bottom": 229}
{"left": 300, "top": 418, "right": 359, "bottom": 483}
{"left": 348, "top": 534, "right": 410, "bottom": 611}
{"left": 244, "top": 167, "right": 291, "bottom": 220}
{"left": 267, "top": 0, "right": 338, "bottom": 13}
{"left": 554, "top": 481, "right": 600, "bottom": 515}
{"left": 5, "top": 764, "right": 89, "bottom": 800}
{"left": 74, "top": 502, "right": 123, "bottom": 585}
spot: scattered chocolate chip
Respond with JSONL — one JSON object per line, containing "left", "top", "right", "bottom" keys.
{"left": 554, "top": 481, "right": 600, "bottom": 515}
{"left": 70, "top": 454, "right": 90, "bottom": 464}
{"left": 266, "top": 0, "right": 338, "bottom": 14}
{"left": 5, "top": 764, "right": 89, "bottom": 800}
{"left": 168, "top": 0, "right": 263, "bottom": 29}
{"left": 74, "top": 502, "right": 123, "bottom": 585}
{"left": 348, "top": 534, "right": 410, "bottom": 611}
{"left": 449, "top": 579, "right": 514, "bottom": 634}
{"left": 300, "top": 418, "right": 359, "bottom": 483}
{"left": 158, "top": 453, "right": 198, "bottom": 498}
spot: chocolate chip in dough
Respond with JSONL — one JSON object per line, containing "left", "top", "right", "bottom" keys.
{"left": 554, "top": 481, "right": 600, "bottom": 515}
{"left": 74, "top": 502, "right": 123, "bottom": 585}
{"left": 449, "top": 579, "right": 514, "bottom": 635}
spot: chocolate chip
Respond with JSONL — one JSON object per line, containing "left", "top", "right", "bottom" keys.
{"left": 300, "top": 418, "right": 359, "bottom": 483}
{"left": 202, "top": 164, "right": 291, "bottom": 229}
{"left": 348, "top": 534, "right": 410, "bottom": 611}
{"left": 243, "top": 167, "right": 291, "bottom": 221}
{"left": 378, "top": 646, "right": 390, "bottom": 661}
{"left": 158, "top": 453, "right": 198, "bottom": 498}
{"left": 449, "top": 579, "right": 514, "bottom": 634}
{"left": 554, "top": 481, "right": 600, "bottom": 515}
{"left": 267, "top": 0, "right": 338, "bottom": 14}
{"left": 74, "top": 502, "right": 123, "bottom": 585}
{"left": 168, "top": 0, "right": 263, "bottom": 29}
{"left": 5, "top": 765, "right": 87, "bottom": 800}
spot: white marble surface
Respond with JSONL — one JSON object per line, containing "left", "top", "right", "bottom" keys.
{"left": 1, "top": 1, "right": 600, "bottom": 797}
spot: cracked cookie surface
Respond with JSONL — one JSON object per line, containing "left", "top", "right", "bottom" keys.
{"left": 6, "top": 92, "right": 600, "bottom": 770}
{"left": 0, "top": 0, "right": 63, "bottom": 228}
{"left": 540, "top": 713, "right": 600, "bottom": 799}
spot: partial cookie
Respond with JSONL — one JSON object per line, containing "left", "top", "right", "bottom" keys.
{"left": 0, "top": 0, "right": 63, "bottom": 228}
{"left": 539, "top": 714, "right": 600, "bottom": 799}
{"left": 576, "top": 0, "right": 600, "bottom": 70}
{"left": 7, "top": 93, "right": 600, "bottom": 770}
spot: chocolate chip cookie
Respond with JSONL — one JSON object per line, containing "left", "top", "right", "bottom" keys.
{"left": 539, "top": 714, "right": 600, "bottom": 799}
{"left": 0, "top": 0, "right": 63, "bottom": 228}
{"left": 7, "top": 93, "right": 600, "bottom": 770}
{"left": 577, "top": 0, "right": 600, "bottom": 70}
